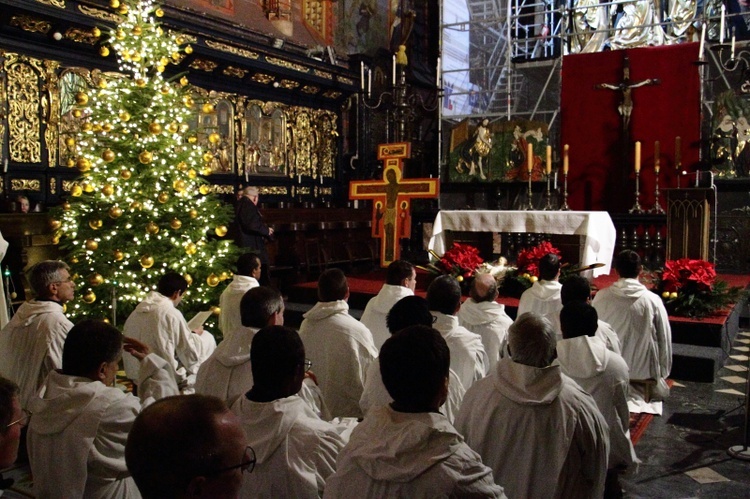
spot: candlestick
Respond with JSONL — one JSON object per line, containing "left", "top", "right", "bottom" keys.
{"left": 367, "top": 69, "right": 371, "bottom": 98}
{"left": 699, "top": 22, "right": 706, "bottom": 60}
{"left": 560, "top": 171, "right": 570, "bottom": 211}
{"left": 654, "top": 140, "right": 660, "bottom": 173}
{"left": 675, "top": 136, "right": 681, "bottom": 188}
{"left": 360, "top": 61, "right": 365, "bottom": 91}
{"left": 436, "top": 56, "right": 441, "bottom": 87}
{"left": 629, "top": 169, "right": 644, "bottom": 214}
{"left": 720, "top": 4, "right": 726, "bottom": 44}
{"left": 650, "top": 164, "right": 665, "bottom": 214}
{"left": 527, "top": 143, "right": 533, "bottom": 173}
{"left": 732, "top": 28, "right": 736, "bottom": 60}
{"left": 634, "top": 141, "right": 641, "bottom": 172}
{"left": 392, "top": 55, "right": 396, "bottom": 86}
{"left": 563, "top": 144, "right": 569, "bottom": 174}
{"left": 544, "top": 168, "right": 553, "bottom": 210}
{"left": 546, "top": 145, "right": 552, "bottom": 175}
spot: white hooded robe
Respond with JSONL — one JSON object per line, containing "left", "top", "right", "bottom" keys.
{"left": 359, "top": 284, "right": 414, "bottom": 350}
{"left": 517, "top": 280, "right": 563, "bottom": 337}
{"left": 218, "top": 275, "right": 259, "bottom": 340}
{"left": 299, "top": 300, "right": 377, "bottom": 419}
{"left": 431, "top": 312, "right": 487, "bottom": 391}
{"left": 324, "top": 405, "right": 505, "bottom": 498}
{"left": 457, "top": 299, "right": 513, "bottom": 370}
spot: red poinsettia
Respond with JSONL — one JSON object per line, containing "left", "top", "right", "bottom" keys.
{"left": 661, "top": 258, "right": 716, "bottom": 292}
{"left": 437, "top": 243, "right": 484, "bottom": 278}
{"left": 516, "top": 241, "right": 562, "bottom": 277}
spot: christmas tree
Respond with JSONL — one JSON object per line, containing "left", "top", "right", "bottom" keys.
{"left": 51, "top": 0, "right": 239, "bottom": 329}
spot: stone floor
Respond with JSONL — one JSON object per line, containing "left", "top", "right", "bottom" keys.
{"left": 622, "top": 326, "right": 750, "bottom": 498}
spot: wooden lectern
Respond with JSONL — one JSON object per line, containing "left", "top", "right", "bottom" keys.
{"left": 665, "top": 188, "right": 713, "bottom": 261}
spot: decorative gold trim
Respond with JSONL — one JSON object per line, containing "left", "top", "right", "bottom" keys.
{"left": 297, "top": 186, "right": 311, "bottom": 195}
{"left": 173, "top": 32, "right": 197, "bottom": 44}
{"left": 36, "top": 0, "right": 65, "bottom": 9}
{"left": 10, "top": 179, "right": 41, "bottom": 191}
{"left": 319, "top": 187, "right": 332, "bottom": 195}
{"left": 322, "top": 90, "right": 341, "bottom": 99}
{"left": 78, "top": 5, "right": 119, "bottom": 22}
{"left": 278, "top": 79, "right": 299, "bottom": 90}
{"left": 10, "top": 16, "right": 52, "bottom": 35}
{"left": 251, "top": 73, "right": 275, "bottom": 85}
{"left": 265, "top": 57, "right": 308, "bottom": 73}
{"left": 44, "top": 59, "right": 60, "bottom": 167}
{"left": 339, "top": 76, "right": 354, "bottom": 85}
{"left": 64, "top": 28, "right": 99, "bottom": 45}
{"left": 223, "top": 66, "right": 247, "bottom": 78}
{"left": 208, "top": 184, "right": 235, "bottom": 195}
{"left": 50, "top": 177, "right": 57, "bottom": 194}
{"left": 62, "top": 180, "right": 80, "bottom": 192}
{"left": 189, "top": 59, "right": 218, "bottom": 72}
{"left": 259, "top": 186, "right": 288, "bottom": 195}
{"left": 6, "top": 54, "right": 44, "bottom": 163}
{"left": 301, "top": 86, "right": 319, "bottom": 94}
{"left": 313, "top": 70, "right": 332, "bottom": 80}
{"left": 205, "top": 40, "right": 260, "bottom": 60}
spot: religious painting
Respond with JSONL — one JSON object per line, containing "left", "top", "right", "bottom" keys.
{"left": 710, "top": 90, "right": 750, "bottom": 178}
{"left": 448, "top": 119, "right": 549, "bottom": 183}
{"left": 244, "top": 103, "right": 287, "bottom": 177}
{"left": 186, "top": 93, "right": 236, "bottom": 174}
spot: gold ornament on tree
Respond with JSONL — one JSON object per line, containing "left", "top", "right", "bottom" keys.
{"left": 108, "top": 206, "right": 123, "bottom": 219}
{"left": 138, "top": 151, "right": 153, "bottom": 164}
{"left": 99, "top": 46, "right": 110, "bottom": 57}
{"left": 71, "top": 185, "right": 83, "bottom": 197}
{"left": 170, "top": 218, "right": 182, "bottom": 230}
{"left": 146, "top": 222, "right": 160, "bottom": 235}
{"left": 140, "top": 255, "right": 155, "bottom": 268}
{"left": 119, "top": 111, "right": 131, "bottom": 122}
{"left": 88, "top": 274, "right": 104, "bottom": 286}
{"left": 183, "top": 273, "right": 193, "bottom": 285}
{"left": 148, "top": 122, "right": 162, "bottom": 134}
{"left": 189, "top": 209, "right": 198, "bottom": 218}
{"left": 157, "top": 192, "right": 169, "bottom": 203}
{"left": 49, "top": 219, "right": 62, "bottom": 230}
{"left": 75, "top": 92, "right": 89, "bottom": 106}
{"left": 113, "top": 249, "right": 124, "bottom": 261}
{"left": 101, "top": 149, "right": 115, "bottom": 162}
{"left": 85, "top": 239, "right": 99, "bottom": 251}
{"left": 76, "top": 158, "right": 91, "bottom": 172}
{"left": 88, "top": 219, "right": 103, "bottom": 230}
{"left": 102, "top": 184, "right": 114, "bottom": 196}
{"left": 173, "top": 179, "right": 187, "bottom": 192}
{"left": 207, "top": 273, "right": 220, "bottom": 287}
{"left": 215, "top": 225, "right": 228, "bottom": 237}
{"left": 185, "top": 242, "right": 197, "bottom": 255}
{"left": 201, "top": 103, "right": 215, "bottom": 114}
{"left": 120, "top": 169, "right": 132, "bottom": 180}
{"left": 82, "top": 291, "right": 97, "bottom": 304}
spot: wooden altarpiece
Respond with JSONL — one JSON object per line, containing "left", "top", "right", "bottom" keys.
{"left": 665, "top": 188, "right": 714, "bottom": 261}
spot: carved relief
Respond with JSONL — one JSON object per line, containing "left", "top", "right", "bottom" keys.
{"left": 259, "top": 186, "right": 288, "bottom": 195}
{"left": 11, "top": 179, "right": 41, "bottom": 191}
{"left": 278, "top": 79, "right": 299, "bottom": 90}
{"left": 244, "top": 103, "right": 287, "bottom": 176}
{"left": 58, "top": 69, "right": 91, "bottom": 168}
{"left": 205, "top": 40, "right": 260, "bottom": 60}
{"left": 36, "top": 0, "right": 65, "bottom": 8}
{"left": 78, "top": 5, "right": 120, "bottom": 23}
{"left": 63, "top": 28, "right": 100, "bottom": 45}
{"left": 313, "top": 70, "right": 332, "bottom": 80}
{"left": 301, "top": 86, "right": 319, "bottom": 94}
{"left": 321, "top": 90, "right": 342, "bottom": 99}
{"left": 43, "top": 60, "right": 61, "bottom": 167}
{"left": 223, "top": 66, "right": 247, "bottom": 78}
{"left": 5, "top": 54, "right": 43, "bottom": 163}
{"left": 50, "top": 177, "right": 57, "bottom": 194}
{"left": 189, "top": 59, "right": 218, "bottom": 72}
{"left": 265, "top": 57, "right": 308, "bottom": 73}
{"left": 9, "top": 16, "right": 52, "bottom": 35}
{"left": 251, "top": 73, "right": 275, "bottom": 85}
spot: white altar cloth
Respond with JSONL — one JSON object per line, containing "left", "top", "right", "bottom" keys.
{"left": 428, "top": 210, "right": 616, "bottom": 277}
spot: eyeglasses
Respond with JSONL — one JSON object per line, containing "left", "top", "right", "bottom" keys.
{"left": 207, "top": 445, "right": 256, "bottom": 476}
{"left": 6, "top": 409, "right": 31, "bottom": 429}
{"left": 303, "top": 359, "right": 313, "bottom": 372}
{"left": 53, "top": 278, "right": 74, "bottom": 285}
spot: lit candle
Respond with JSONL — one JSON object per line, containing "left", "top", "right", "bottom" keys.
{"left": 367, "top": 69, "right": 371, "bottom": 97}
{"left": 563, "top": 144, "right": 569, "bottom": 174}
{"left": 720, "top": 4, "right": 726, "bottom": 44}
{"left": 634, "top": 141, "right": 641, "bottom": 173}
{"left": 699, "top": 23, "right": 706, "bottom": 60}
{"left": 732, "top": 27, "right": 736, "bottom": 60}
{"left": 546, "top": 145, "right": 552, "bottom": 175}
{"left": 654, "top": 140, "right": 660, "bottom": 173}
{"left": 675, "top": 136, "right": 681, "bottom": 168}
{"left": 360, "top": 61, "right": 365, "bottom": 91}
{"left": 527, "top": 143, "right": 533, "bottom": 173}
{"left": 436, "top": 56, "right": 441, "bottom": 87}
{"left": 392, "top": 55, "right": 396, "bottom": 86}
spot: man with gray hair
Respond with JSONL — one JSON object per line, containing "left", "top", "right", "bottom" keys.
{"left": 455, "top": 312, "right": 609, "bottom": 499}
{"left": 0, "top": 260, "right": 75, "bottom": 411}
{"left": 235, "top": 186, "right": 274, "bottom": 286}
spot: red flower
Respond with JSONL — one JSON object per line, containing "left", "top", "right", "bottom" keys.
{"left": 661, "top": 258, "right": 716, "bottom": 292}
{"left": 438, "top": 243, "right": 484, "bottom": 278}
{"left": 516, "top": 241, "right": 561, "bottom": 277}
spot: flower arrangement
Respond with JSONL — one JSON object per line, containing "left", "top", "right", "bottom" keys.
{"left": 654, "top": 258, "right": 745, "bottom": 318}
{"left": 499, "top": 241, "right": 563, "bottom": 297}
{"left": 422, "top": 243, "right": 484, "bottom": 280}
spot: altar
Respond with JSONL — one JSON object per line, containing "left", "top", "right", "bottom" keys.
{"left": 428, "top": 210, "right": 617, "bottom": 277}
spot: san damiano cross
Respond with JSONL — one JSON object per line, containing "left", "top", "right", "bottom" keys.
{"left": 349, "top": 143, "right": 439, "bottom": 267}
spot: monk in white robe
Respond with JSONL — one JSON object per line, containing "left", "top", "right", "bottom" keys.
{"left": 458, "top": 273, "right": 513, "bottom": 369}
{"left": 123, "top": 273, "right": 208, "bottom": 393}
{"left": 299, "top": 269, "right": 377, "bottom": 419}
{"left": 218, "top": 252, "right": 260, "bottom": 341}
{"left": 28, "top": 320, "right": 178, "bottom": 499}
{"left": 326, "top": 326, "right": 505, "bottom": 499}
{"left": 196, "top": 286, "right": 328, "bottom": 419}
{"left": 427, "top": 275, "right": 487, "bottom": 391}
{"left": 592, "top": 250, "right": 672, "bottom": 414}
{"left": 360, "top": 296, "right": 466, "bottom": 422}
{"left": 557, "top": 302, "right": 638, "bottom": 481}
{"left": 456, "top": 313, "right": 609, "bottom": 499}
{"left": 517, "top": 253, "right": 563, "bottom": 337}
{"left": 0, "top": 261, "right": 74, "bottom": 410}
{"left": 232, "top": 326, "right": 346, "bottom": 498}
{"left": 561, "top": 274, "right": 622, "bottom": 354}
{"left": 359, "top": 260, "right": 415, "bottom": 349}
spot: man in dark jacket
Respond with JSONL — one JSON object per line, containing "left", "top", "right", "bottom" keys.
{"left": 235, "top": 186, "right": 274, "bottom": 285}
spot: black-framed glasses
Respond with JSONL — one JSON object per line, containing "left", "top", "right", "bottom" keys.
{"left": 6, "top": 409, "right": 31, "bottom": 429}
{"left": 303, "top": 359, "right": 313, "bottom": 372}
{"left": 207, "top": 445, "right": 256, "bottom": 476}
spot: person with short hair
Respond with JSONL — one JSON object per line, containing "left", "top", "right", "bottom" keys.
{"left": 299, "top": 268, "right": 377, "bottom": 419}
{"left": 126, "top": 394, "right": 251, "bottom": 499}
{"left": 458, "top": 273, "right": 513, "bottom": 369}
{"left": 561, "top": 274, "right": 621, "bottom": 354}
{"left": 27, "top": 319, "right": 178, "bottom": 498}
{"left": 359, "top": 296, "right": 466, "bottom": 422}
{"left": 592, "top": 249, "right": 672, "bottom": 414}
{"left": 232, "top": 325, "right": 346, "bottom": 497}
{"left": 16, "top": 195, "right": 30, "bottom": 214}
{"left": 456, "top": 312, "right": 609, "bottom": 499}
{"left": 557, "top": 302, "right": 637, "bottom": 495}
{"left": 359, "top": 260, "right": 416, "bottom": 349}
{"left": 219, "top": 252, "right": 261, "bottom": 340}
{"left": 0, "top": 260, "right": 74, "bottom": 410}
{"left": 426, "top": 275, "right": 487, "bottom": 391}
{"left": 123, "top": 272, "right": 209, "bottom": 392}
{"left": 517, "top": 253, "right": 564, "bottom": 337}
{"left": 0, "top": 377, "right": 23, "bottom": 470}
{"left": 325, "top": 325, "right": 505, "bottom": 498}
{"left": 235, "top": 186, "right": 274, "bottom": 286}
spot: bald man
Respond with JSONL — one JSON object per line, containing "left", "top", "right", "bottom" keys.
{"left": 457, "top": 273, "right": 513, "bottom": 370}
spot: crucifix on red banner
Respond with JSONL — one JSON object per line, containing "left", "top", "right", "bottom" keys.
{"left": 349, "top": 143, "right": 439, "bottom": 267}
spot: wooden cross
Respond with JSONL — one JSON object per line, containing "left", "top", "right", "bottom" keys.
{"left": 349, "top": 142, "right": 439, "bottom": 267}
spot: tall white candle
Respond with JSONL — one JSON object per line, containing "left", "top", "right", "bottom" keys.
{"left": 732, "top": 27, "right": 736, "bottom": 60}
{"left": 563, "top": 144, "right": 569, "bottom": 174}
{"left": 546, "top": 145, "right": 552, "bottom": 175}
{"left": 360, "top": 61, "right": 365, "bottom": 91}
{"left": 392, "top": 55, "right": 396, "bottom": 86}
{"left": 699, "top": 23, "right": 706, "bottom": 60}
{"left": 527, "top": 143, "right": 533, "bottom": 173}
{"left": 720, "top": 4, "right": 726, "bottom": 44}
{"left": 367, "top": 69, "right": 372, "bottom": 97}
{"left": 634, "top": 141, "right": 641, "bottom": 173}
{"left": 436, "top": 56, "right": 441, "bottom": 87}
